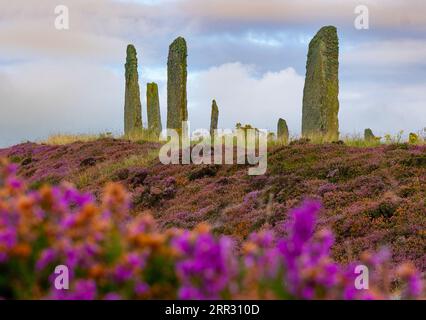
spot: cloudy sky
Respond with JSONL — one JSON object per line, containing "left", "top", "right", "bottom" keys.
{"left": 0, "top": 0, "right": 425, "bottom": 147}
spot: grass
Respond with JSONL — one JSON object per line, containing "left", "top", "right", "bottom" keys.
{"left": 341, "top": 134, "right": 382, "bottom": 148}
{"left": 121, "top": 129, "right": 162, "bottom": 144}
{"left": 41, "top": 129, "right": 161, "bottom": 146}
{"left": 41, "top": 128, "right": 426, "bottom": 150}
{"left": 41, "top": 133, "right": 114, "bottom": 145}
{"left": 72, "top": 150, "right": 159, "bottom": 189}
{"left": 270, "top": 132, "right": 426, "bottom": 148}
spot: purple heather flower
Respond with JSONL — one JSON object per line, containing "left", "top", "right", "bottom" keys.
{"left": 0, "top": 227, "right": 17, "bottom": 249}
{"left": 135, "top": 282, "right": 149, "bottom": 295}
{"left": 6, "top": 177, "right": 23, "bottom": 190}
{"left": 36, "top": 248, "right": 56, "bottom": 271}
{"left": 5, "top": 164, "right": 18, "bottom": 176}
{"left": 406, "top": 273, "right": 423, "bottom": 298}
{"left": 70, "top": 279, "right": 97, "bottom": 300}
{"left": 104, "top": 293, "right": 122, "bottom": 300}
{"left": 174, "top": 232, "right": 236, "bottom": 300}
{"left": 114, "top": 265, "right": 133, "bottom": 282}
{"left": 179, "top": 286, "right": 202, "bottom": 300}
{"left": 65, "top": 248, "right": 79, "bottom": 269}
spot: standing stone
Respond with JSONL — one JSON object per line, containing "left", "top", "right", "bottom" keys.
{"left": 409, "top": 132, "right": 419, "bottom": 144}
{"left": 146, "top": 82, "right": 162, "bottom": 137}
{"left": 167, "top": 37, "right": 188, "bottom": 132}
{"left": 364, "top": 128, "right": 376, "bottom": 141}
{"left": 210, "top": 99, "right": 219, "bottom": 137}
{"left": 302, "top": 26, "right": 340, "bottom": 141}
{"left": 124, "top": 44, "right": 143, "bottom": 135}
{"left": 277, "top": 118, "right": 289, "bottom": 144}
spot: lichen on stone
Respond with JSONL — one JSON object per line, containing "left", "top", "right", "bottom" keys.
{"left": 124, "top": 44, "right": 143, "bottom": 135}
{"left": 210, "top": 99, "right": 219, "bottom": 137}
{"left": 302, "top": 26, "right": 340, "bottom": 142}
{"left": 364, "top": 128, "right": 376, "bottom": 141}
{"left": 147, "top": 82, "right": 162, "bottom": 137}
{"left": 167, "top": 37, "right": 188, "bottom": 132}
{"left": 277, "top": 118, "right": 289, "bottom": 144}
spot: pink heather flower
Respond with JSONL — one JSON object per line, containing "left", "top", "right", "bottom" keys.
{"left": 287, "top": 200, "right": 321, "bottom": 253}
{"left": 114, "top": 253, "right": 145, "bottom": 283}
{"left": 65, "top": 248, "right": 79, "bottom": 269}
{"left": 70, "top": 280, "right": 97, "bottom": 300}
{"left": 114, "top": 265, "right": 133, "bottom": 282}
{"left": 244, "top": 231, "right": 281, "bottom": 279}
{"left": 0, "top": 227, "right": 17, "bottom": 250}
{"left": 135, "top": 282, "right": 149, "bottom": 295}
{"left": 51, "top": 279, "right": 97, "bottom": 300}
{"left": 405, "top": 273, "right": 423, "bottom": 298}
{"left": 276, "top": 200, "right": 347, "bottom": 299}
{"left": 398, "top": 263, "right": 424, "bottom": 299}
{"left": 6, "top": 177, "right": 23, "bottom": 190}
{"left": 36, "top": 248, "right": 56, "bottom": 271}
{"left": 104, "top": 293, "right": 122, "bottom": 300}
{"left": 173, "top": 232, "right": 236, "bottom": 300}
{"left": 5, "top": 164, "right": 18, "bottom": 176}
{"left": 179, "top": 286, "right": 201, "bottom": 300}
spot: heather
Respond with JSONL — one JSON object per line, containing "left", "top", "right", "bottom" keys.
{"left": 0, "top": 139, "right": 425, "bottom": 274}
{"left": 0, "top": 160, "right": 423, "bottom": 300}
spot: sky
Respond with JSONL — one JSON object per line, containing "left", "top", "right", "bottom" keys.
{"left": 0, "top": 0, "right": 425, "bottom": 147}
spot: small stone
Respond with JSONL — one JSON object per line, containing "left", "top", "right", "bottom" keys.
{"left": 409, "top": 133, "right": 419, "bottom": 144}
{"left": 364, "top": 128, "right": 376, "bottom": 141}
{"left": 277, "top": 118, "right": 289, "bottom": 144}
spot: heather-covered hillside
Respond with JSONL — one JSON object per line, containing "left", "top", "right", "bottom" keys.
{"left": 1, "top": 138, "right": 425, "bottom": 271}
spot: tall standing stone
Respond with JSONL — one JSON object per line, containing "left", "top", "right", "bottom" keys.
{"left": 167, "top": 37, "right": 188, "bottom": 132}
{"left": 302, "top": 26, "right": 340, "bottom": 141}
{"left": 210, "top": 99, "right": 219, "bottom": 137}
{"left": 124, "top": 44, "right": 143, "bottom": 135}
{"left": 277, "top": 118, "right": 289, "bottom": 144}
{"left": 146, "top": 82, "right": 162, "bottom": 137}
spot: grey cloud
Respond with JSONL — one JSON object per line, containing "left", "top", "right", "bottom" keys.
{"left": 0, "top": 0, "right": 425, "bottom": 147}
{"left": 0, "top": 62, "right": 123, "bottom": 147}
{"left": 177, "top": 0, "right": 426, "bottom": 31}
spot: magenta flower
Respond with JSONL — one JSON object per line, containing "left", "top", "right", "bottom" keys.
{"left": 173, "top": 232, "right": 236, "bottom": 299}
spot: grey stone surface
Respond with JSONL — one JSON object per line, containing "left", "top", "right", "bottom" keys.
{"left": 277, "top": 118, "right": 289, "bottom": 144}
{"left": 124, "top": 44, "right": 143, "bottom": 135}
{"left": 302, "top": 26, "right": 340, "bottom": 141}
{"left": 167, "top": 37, "right": 188, "bottom": 132}
{"left": 210, "top": 99, "right": 219, "bottom": 137}
{"left": 147, "top": 82, "right": 162, "bottom": 137}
